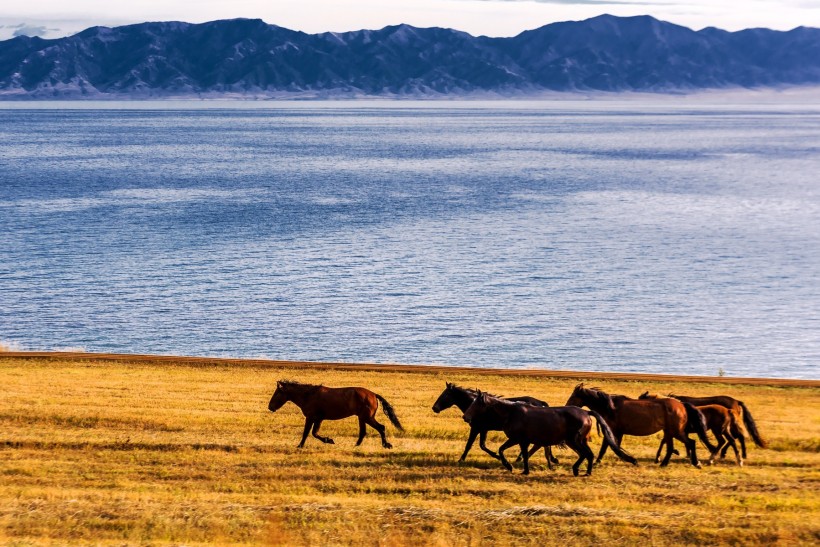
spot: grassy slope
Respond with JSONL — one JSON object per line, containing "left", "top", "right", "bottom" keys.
{"left": 1, "top": 355, "right": 818, "bottom": 545}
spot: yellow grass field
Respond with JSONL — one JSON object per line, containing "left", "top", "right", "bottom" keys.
{"left": 1, "top": 353, "right": 818, "bottom": 546}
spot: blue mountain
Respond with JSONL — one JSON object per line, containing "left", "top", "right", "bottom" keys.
{"left": 1, "top": 15, "right": 818, "bottom": 98}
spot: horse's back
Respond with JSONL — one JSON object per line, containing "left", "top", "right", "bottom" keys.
{"left": 615, "top": 398, "right": 681, "bottom": 435}
{"left": 506, "top": 396, "right": 549, "bottom": 407}
{"left": 696, "top": 404, "right": 731, "bottom": 428}
{"left": 314, "top": 386, "right": 378, "bottom": 419}
{"left": 511, "top": 405, "right": 587, "bottom": 443}
{"left": 677, "top": 395, "right": 740, "bottom": 411}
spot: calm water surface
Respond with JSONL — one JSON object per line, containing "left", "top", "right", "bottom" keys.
{"left": 1, "top": 101, "right": 818, "bottom": 378}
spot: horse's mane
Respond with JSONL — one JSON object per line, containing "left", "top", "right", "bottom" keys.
{"left": 447, "top": 383, "right": 501, "bottom": 399}
{"left": 278, "top": 380, "right": 322, "bottom": 392}
{"left": 574, "top": 384, "right": 616, "bottom": 412}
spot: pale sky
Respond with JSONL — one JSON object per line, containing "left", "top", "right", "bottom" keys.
{"left": 1, "top": 0, "right": 819, "bottom": 41}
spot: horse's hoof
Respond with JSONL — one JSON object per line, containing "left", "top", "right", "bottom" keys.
{"left": 383, "top": 443, "right": 393, "bottom": 449}
{"left": 695, "top": 463, "right": 702, "bottom": 469}
{"left": 504, "top": 465, "right": 513, "bottom": 472}
{"left": 573, "top": 468, "right": 580, "bottom": 477}
{"left": 738, "top": 460, "right": 744, "bottom": 467}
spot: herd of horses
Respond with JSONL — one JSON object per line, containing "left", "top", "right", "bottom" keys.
{"left": 267, "top": 380, "right": 766, "bottom": 476}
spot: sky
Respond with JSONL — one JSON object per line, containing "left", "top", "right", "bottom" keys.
{"left": 1, "top": 0, "right": 819, "bottom": 41}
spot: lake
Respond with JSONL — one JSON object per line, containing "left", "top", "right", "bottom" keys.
{"left": 1, "top": 100, "right": 818, "bottom": 379}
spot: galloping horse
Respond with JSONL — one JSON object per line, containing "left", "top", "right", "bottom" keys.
{"left": 566, "top": 383, "right": 711, "bottom": 468}
{"left": 668, "top": 393, "right": 766, "bottom": 458}
{"left": 431, "top": 383, "right": 558, "bottom": 465}
{"left": 268, "top": 380, "right": 403, "bottom": 448}
{"left": 640, "top": 392, "right": 743, "bottom": 466}
{"left": 463, "top": 391, "right": 637, "bottom": 476}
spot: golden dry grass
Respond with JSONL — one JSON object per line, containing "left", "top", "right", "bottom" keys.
{"left": 1, "top": 355, "right": 818, "bottom": 546}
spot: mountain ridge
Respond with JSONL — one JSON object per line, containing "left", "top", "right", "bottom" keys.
{"left": 1, "top": 14, "right": 819, "bottom": 98}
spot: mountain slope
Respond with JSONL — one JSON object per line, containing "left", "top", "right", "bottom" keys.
{"left": 1, "top": 15, "right": 818, "bottom": 97}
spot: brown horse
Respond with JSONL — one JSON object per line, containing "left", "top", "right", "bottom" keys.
{"left": 668, "top": 393, "right": 766, "bottom": 458}
{"left": 267, "top": 380, "right": 403, "bottom": 448}
{"left": 640, "top": 393, "right": 743, "bottom": 466}
{"left": 463, "top": 391, "right": 637, "bottom": 476}
{"left": 566, "top": 383, "right": 711, "bottom": 468}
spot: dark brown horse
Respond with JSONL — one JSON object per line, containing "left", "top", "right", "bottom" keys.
{"left": 463, "top": 391, "right": 637, "bottom": 476}
{"left": 431, "top": 383, "right": 558, "bottom": 465}
{"left": 640, "top": 392, "right": 742, "bottom": 466}
{"left": 566, "top": 383, "right": 711, "bottom": 468}
{"left": 268, "top": 380, "right": 403, "bottom": 448}
{"left": 668, "top": 393, "right": 766, "bottom": 458}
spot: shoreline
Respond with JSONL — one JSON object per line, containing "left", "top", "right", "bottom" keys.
{"left": 3, "top": 351, "right": 818, "bottom": 387}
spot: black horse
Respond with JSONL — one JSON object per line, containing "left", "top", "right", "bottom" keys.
{"left": 432, "top": 383, "right": 558, "bottom": 466}
{"left": 463, "top": 391, "right": 637, "bottom": 476}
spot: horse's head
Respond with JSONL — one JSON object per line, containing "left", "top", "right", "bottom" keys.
{"left": 565, "top": 383, "right": 586, "bottom": 407}
{"left": 432, "top": 382, "right": 458, "bottom": 414}
{"left": 638, "top": 391, "right": 659, "bottom": 400}
{"left": 566, "top": 383, "right": 615, "bottom": 413}
{"left": 267, "top": 381, "right": 292, "bottom": 413}
{"left": 463, "top": 390, "right": 491, "bottom": 424}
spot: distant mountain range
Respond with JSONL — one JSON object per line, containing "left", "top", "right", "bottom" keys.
{"left": 1, "top": 14, "right": 819, "bottom": 98}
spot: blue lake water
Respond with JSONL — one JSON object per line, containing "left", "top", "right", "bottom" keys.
{"left": 1, "top": 101, "right": 818, "bottom": 379}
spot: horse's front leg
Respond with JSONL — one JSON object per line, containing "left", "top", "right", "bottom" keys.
{"left": 659, "top": 435, "right": 674, "bottom": 467}
{"left": 546, "top": 446, "right": 559, "bottom": 465}
{"left": 654, "top": 438, "right": 665, "bottom": 463}
{"left": 520, "top": 442, "right": 531, "bottom": 475}
{"left": 477, "top": 430, "right": 500, "bottom": 460}
{"left": 355, "top": 417, "right": 367, "bottom": 446}
{"left": 298, "top": 418, "right": 313, "bottom": 448}
{"left": 311, "top": 420, "right": 334, "bottom": 444}
{"left": 496, "top": 438, "right": 517, "bottom": 472}
{"left": 460, "top": 428, "right": 482, "bottom": 461}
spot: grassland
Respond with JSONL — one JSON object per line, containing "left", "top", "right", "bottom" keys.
{"left": 1, "top": 353, "right": 818, "bottom": 546}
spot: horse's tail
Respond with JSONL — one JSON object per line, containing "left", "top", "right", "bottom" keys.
{"left": 739, "top": 401, "right": 766, "bottom": 448}
{"left": 683, "top": 402, "right": 717, "bottom": 454}
{"left": 587, "top": 410, "right": 637, "bottom": 465}
{"left": 375, "top": 394, "right": 404, "bottom": 431}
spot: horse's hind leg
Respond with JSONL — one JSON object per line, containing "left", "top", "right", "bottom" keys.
{"left": 520, "top": 443, "right": 531, "bottom": 475}
{"left": 355, "top": 417, "right": 367, "bottom": 446}
{"left": 595, "top": 431, "right": 614, "bottom": 464}
{"left": 730, "top": 422, "right": 748, "bottom": 459}
{"left": 298, "top": 419, "right": 313, "bottom": 448}
{"left": 681, "top": 434, "right": 701, "bottom": 468}
{"left": 365, "top": 416, "right": 391, "bottom": 449}
{"left": 311, "top": 420, "right": 334, "bottom": 444}
{"left": 567, "top": 436, "right": 592, "bottom": 477}
{"left": 725, "top": 431, "right": 742, "bottom": 466}
{"left": 710, "top": 430, "right": 728, "bottom": 465}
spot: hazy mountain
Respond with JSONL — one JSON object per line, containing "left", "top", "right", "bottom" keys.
{"left": 1, "top": 14, "right": 818, "bottom": 98}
